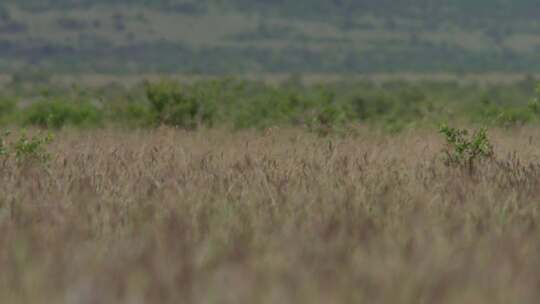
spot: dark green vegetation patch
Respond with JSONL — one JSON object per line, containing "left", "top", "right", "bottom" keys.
{"left": 2, "top": 77, "right": 540, "bottom": 133}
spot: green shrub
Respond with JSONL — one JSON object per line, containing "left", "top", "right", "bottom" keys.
{"left": 0, "top": 131, "right": 8, "bottom": 157}
{"left": 146, "top": 81, "right": 215, "bottom": 129}
{"left": 306, "top": 90, "right": 348, "bottom": 135}
{"left": 0, "top": 131, "right": 54, "bottom": 166}
{"left": 24, "top": 100, "right": 103, "bottom": 129}
{"left": 528, "top": 100, "right": 540, "bottom": 115}
{"left": 439, "top": 124, "right": 494, "bottom": 174}
{"left": 471, "top": 101, "right": 534, "bottom": 128}
{"left": 495, "top": 108, "right": 534, "bottom": 128}
{"left": 527, "top": 85, "right": 540, "bottom": 116}
{"left": 12, "top": 131, "right": 54, "bottom": 165}
{"left": 309, "top": 103, "right": 348, "bottom": 136}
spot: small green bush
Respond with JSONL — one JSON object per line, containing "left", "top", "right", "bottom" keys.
{"left": 495, "top": 108, "right": 534, "bottom": 128}
{"left": 439, "top": 124, "right": 494, "bottom": 174}
{"left": 0, "top": 131, "right": 54, "bottom": 166}
{"left": 309, "top": 103, "right": 348, "bottom": 136}
{"left": 306, "top": 90, "right": 348, "bottom": 136}
{"left": 12, "top": 131, "right": 54, "bottom": 165}
{"left": 527, "top": 85, "right": 540, "bottom": 116}
{"left": 0, "top": 131, "right": 8, "bottom": 157}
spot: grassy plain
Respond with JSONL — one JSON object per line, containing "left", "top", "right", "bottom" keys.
{"left": 2, "top": 127, "right": 540, "bottom": 303}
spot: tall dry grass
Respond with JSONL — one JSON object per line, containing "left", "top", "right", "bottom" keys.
{"left": 1, "top": 127, "right": 540, "bottom": 303}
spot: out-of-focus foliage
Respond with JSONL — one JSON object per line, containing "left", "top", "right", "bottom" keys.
{"left": 146, "top": 81, "right": 216, "bottom": 129}
{"left": 0, "top": 78, "right": 539, "bottom": 133}
{"left": 23, "top": 99, "right": 104, "bottom": 129}
{"left": 2, "top": 1, "right": 540, "bottom": 73}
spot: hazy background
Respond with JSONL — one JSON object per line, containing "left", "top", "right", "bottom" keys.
{"left": 2, "top": 0, "right": 540, "bottom": 76}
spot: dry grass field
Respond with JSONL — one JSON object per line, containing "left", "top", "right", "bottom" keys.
{"left": 2, "top": 127, "right": 540, "bottom": 303}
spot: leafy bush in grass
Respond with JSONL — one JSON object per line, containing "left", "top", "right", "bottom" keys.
{"left": 24, "top": 100, "right": 104, "bottom": 129}
{"left": 439, "top": 124, "right": 494, "bottom": 174}
{"left": 0, "top": 130, "right": 54, "bottom": 167}
{"left": 12, "top": 131, "right": 54, "bottom": 166}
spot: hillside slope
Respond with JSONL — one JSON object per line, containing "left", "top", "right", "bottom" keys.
{"left": 1, "top": 1, "right": 540, "bottom": 74}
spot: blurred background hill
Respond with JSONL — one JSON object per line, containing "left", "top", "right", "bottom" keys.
{"left": 2, "top": 0, "right": 540, "bottom": 75}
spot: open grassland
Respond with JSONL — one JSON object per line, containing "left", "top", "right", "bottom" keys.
{"left": 2, "top": 127, "right": 540, "bottom": 303}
